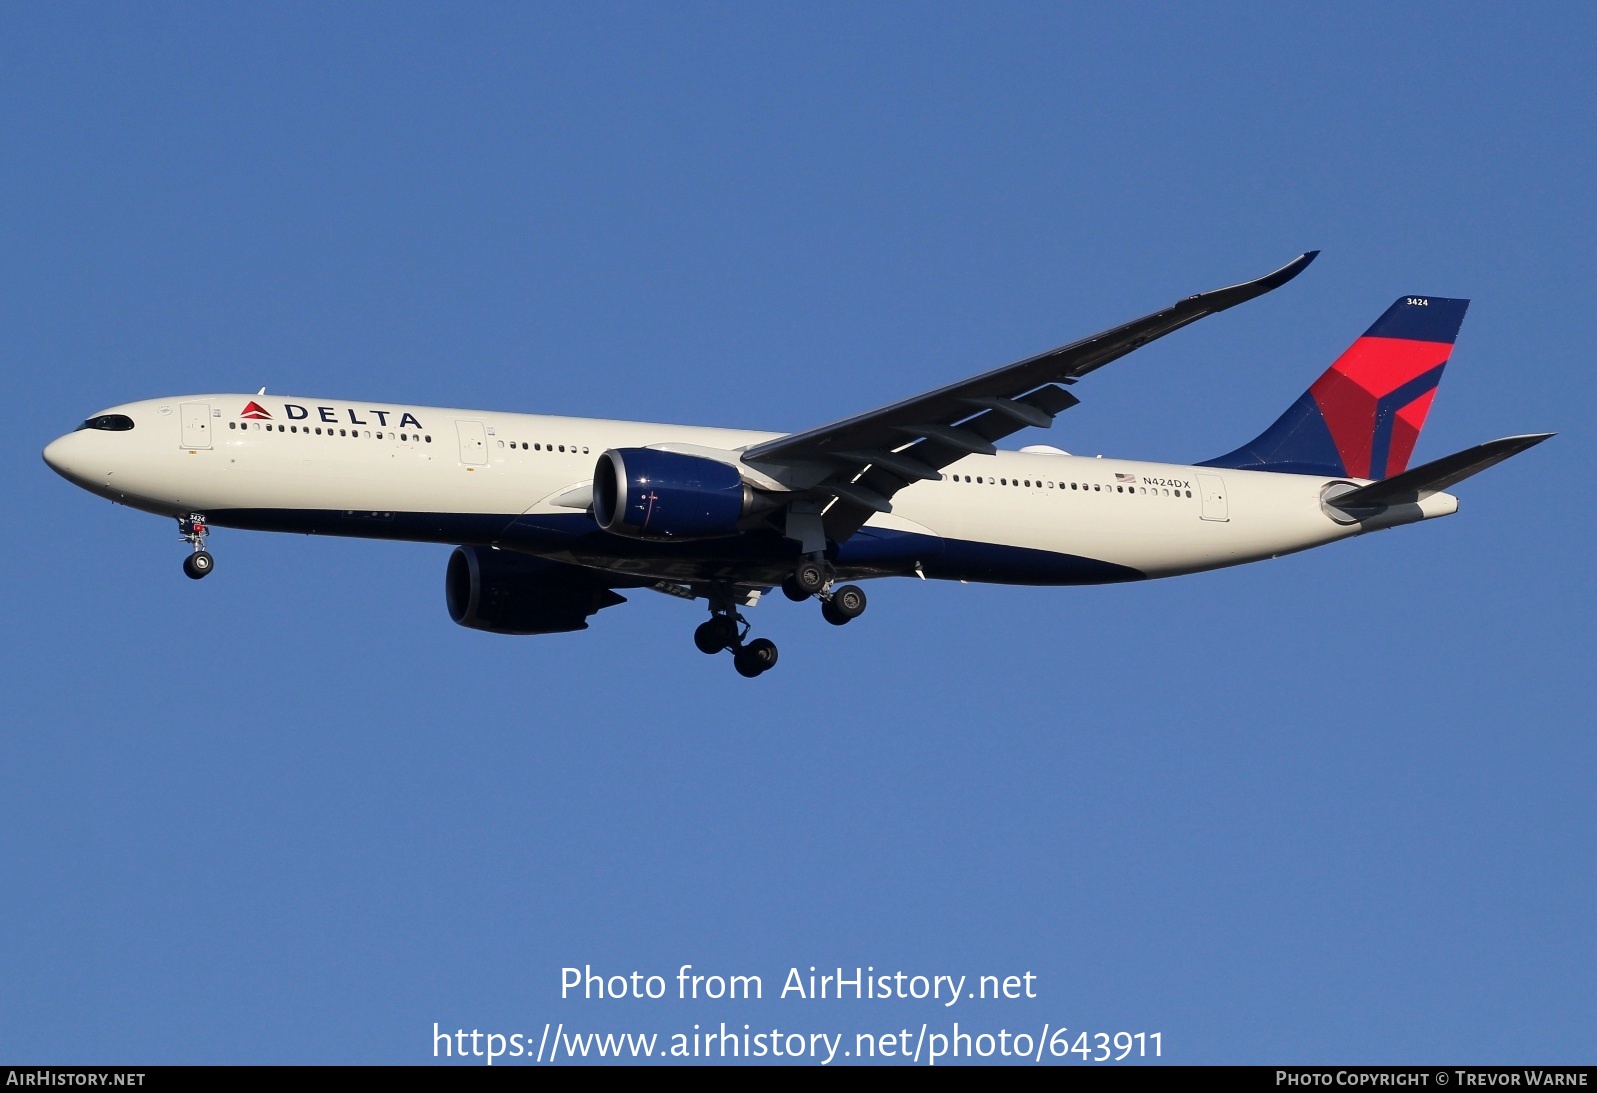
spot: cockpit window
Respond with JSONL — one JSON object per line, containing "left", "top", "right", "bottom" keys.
{"left": 78, "top": 414, "right": 135, "bottom": 432}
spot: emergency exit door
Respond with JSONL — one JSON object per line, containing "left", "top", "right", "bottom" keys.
{"left": 456, "top": 420, "right": 488, "bottom": 465}
{"left": 180, "top": 402, "right": 212, "bottom": 449}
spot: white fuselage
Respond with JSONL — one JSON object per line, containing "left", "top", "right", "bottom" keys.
{"left": 43, "top": 394, "right": 1459, "bottom": 588}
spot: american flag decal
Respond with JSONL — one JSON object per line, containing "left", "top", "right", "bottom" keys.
{"left": 1115, "top": 472, "right": 1138, "bottom": 484}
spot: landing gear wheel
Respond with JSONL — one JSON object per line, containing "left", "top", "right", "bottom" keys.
{"left": 183, "top": 551, "right": 214, "bottom": 580}
{"left": 694, "top": 614, "right": 740, "bottom": 654}
{"left": 793, "top": 560, "right": 826, "bottom": 596}
{"left": 693, "top": 620, "right": 725, "bottom": 655}
{"left": 781, "top": 575, "right": 812, "bottom": 602}
{"left": 710, "top": 614, "right": 739, "bottom": 647}
{"left": 821, "top": 584, "right": 865, "bottom": 625}
{"left": 832, "top": 584, "right": 866, "bottom": 618}
{"left": 733, "top": 637, "right": 778, "bottom": 677}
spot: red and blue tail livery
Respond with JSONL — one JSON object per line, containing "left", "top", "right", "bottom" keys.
{"left": 1203, "top": 296, "right": 1469, "bottom": 479}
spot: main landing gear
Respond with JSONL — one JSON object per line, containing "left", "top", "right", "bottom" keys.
{"left": 685, "top": 565, "right": 868, "bottom": 679}
{"left": 820, "top": 582, "right": 867, "bottom": 626}
{"left": 178, "top": 514, "right": 214, "bottom": 580}
{"left": 693, "top": 607, "right": 780, "bottom": 678}
{"left": 782, "top": 559, "right": 827, "bottom": 601}
{"left": 781, "top": 558, "right": 867, "bottom": 627}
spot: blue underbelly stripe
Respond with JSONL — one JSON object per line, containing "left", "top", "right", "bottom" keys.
{"left": 206, "top": 508, "right": 1146, "bottom": 586}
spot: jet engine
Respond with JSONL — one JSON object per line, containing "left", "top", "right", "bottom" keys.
{"left": 445, "top": 546, "right": 626, "bottom": 635}
{"left": 592, "top": 448, "right": 777, "bottom": 541}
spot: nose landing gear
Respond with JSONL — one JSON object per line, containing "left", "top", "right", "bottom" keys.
{"left": 178, "top": 514, "right": 214, "bottom": 580}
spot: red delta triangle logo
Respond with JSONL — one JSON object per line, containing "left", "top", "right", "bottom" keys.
{"left": 240, "top": 401, "right": 272, "bottom": 420}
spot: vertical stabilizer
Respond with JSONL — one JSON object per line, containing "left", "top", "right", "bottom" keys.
{"left": 1201, "top": 296, "right": 1469, "bottom": 479}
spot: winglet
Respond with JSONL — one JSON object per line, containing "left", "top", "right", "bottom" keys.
{"left": 1327, "top": 432, "right": 1553, "bottom": 511}
{"left": 1186, "top": 251, "right": 1318, "bottom": 310}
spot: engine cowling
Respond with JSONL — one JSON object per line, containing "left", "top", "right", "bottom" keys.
{"left": 445, "top": 546, "right": 625, "bottom": 635}
{"left": 592, "top": 448, "right": 772, "bottom": 540}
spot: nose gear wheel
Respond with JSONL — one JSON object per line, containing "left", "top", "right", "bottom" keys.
{"left": 178, "top": 514, "right": 214, "bottom": 579}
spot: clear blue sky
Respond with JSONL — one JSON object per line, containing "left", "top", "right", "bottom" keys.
{"left": 2, "top": 3, "right": 1592, "bottom": 1065}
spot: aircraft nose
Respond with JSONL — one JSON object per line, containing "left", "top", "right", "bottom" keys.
{"left": 42, "top": 431, "right": 92, "bottom": 484}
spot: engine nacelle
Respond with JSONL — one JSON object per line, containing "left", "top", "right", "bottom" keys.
{"left": 592, "top": 448, "right": 773, "bottom": 540}
{"left": 445, "top": 546, "right": 625, "bottom": 635}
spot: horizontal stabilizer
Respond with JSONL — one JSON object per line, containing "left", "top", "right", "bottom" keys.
{"left": 1327, "top": 433, "right": 1553, "bottom": 510}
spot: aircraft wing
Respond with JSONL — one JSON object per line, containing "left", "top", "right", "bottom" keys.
{"left": 742, "top": 251, "right": 1318, "bottom": 540}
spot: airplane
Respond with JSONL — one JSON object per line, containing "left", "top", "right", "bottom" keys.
{"left": 42, "top": 252, "right": 1551, "bottom": 677}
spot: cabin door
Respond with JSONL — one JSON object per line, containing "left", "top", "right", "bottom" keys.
{"left": 455, "top": 420, "right": 488, "bottom": 465}
{"left": 1197, "top": 473, "right": 1229, "bottom": 522}
{"left": 180, "top": 402, "right": 213, "bottom": 449}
